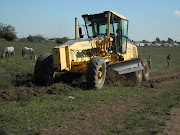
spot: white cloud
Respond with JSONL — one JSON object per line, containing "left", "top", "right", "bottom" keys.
{"left": 174, "top": 10, "right": 180, "bottom": 16}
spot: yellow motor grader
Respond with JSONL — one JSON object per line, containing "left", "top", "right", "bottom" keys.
{"left": 34, "top": 11, "right": 149, "bottom": 89}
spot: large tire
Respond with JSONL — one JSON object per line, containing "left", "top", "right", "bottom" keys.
{"left": 141, "top": 58, "right": 149, "bottom": 81}
{"left": 34, "top": 53, "right": 54, "bottom": 85}
{"left": 86, "top": 57, "right": 106, "bottom": 89}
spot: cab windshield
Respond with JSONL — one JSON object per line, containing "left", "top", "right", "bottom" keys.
{"left": 83, "top": 13, "right": 113, "bottom": 38}
{"left": 82, "top": 12, "right": 128, "bottom": 54}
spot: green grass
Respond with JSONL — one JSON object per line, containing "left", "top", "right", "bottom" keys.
{"left": 0, "top": 84, "right": 143, "bottom": 135}
{"left": 0, "top": 40, "right": 180, "bottom": 134}
{"left": 1, "top": 81, "right": 179, "bottom": 134}
{"left": 0, "top": 40, "right": 56, "bottom": 91}
{"left": 138, "top": 46, "right": 180, "bottom": 72}
{"left": 0, "top": 40, "right": 179, "bottom": 91}
{"left": 103, "top": 80, "right": 180, "bottom": 135}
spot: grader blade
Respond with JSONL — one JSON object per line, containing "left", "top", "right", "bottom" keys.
{"left": 107, "top": 58, "right": 143, "bottom": 75}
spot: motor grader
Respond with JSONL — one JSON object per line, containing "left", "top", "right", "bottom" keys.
{"left": 34, "top": 11, "right": 149, "bottom": 89}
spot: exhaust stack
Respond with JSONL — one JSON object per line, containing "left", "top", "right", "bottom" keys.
{"left": 75, "top": 18, "right": 78, "bottom": 40}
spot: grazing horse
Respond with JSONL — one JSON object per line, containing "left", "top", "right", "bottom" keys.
{"left": 1, "top": 46, "right": 15, "bottom": 59}
{"left": 22, "top": 47, "right": 36, "bottom": 60}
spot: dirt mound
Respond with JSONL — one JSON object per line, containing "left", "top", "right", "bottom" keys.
{"left": 1, "top": 70, "right": 180, "bottom": 102}
{"left": 105, "top": 69, "right": 180, "bottom": 87}
{"left": 105, "top": 69, "right": 136, "bottom": 87}
{"left": 0, "top": 85, "right": 73, "bottom": 102}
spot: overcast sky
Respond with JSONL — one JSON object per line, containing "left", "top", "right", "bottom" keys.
{"left": 1, "top": 0, "right": 180, "bottom": 41}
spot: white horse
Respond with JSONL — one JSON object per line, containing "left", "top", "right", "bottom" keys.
{"left": 1, "top": 46, "right": 15, "bottom": 59}
{"left": 22, "top": 47, "right": 36, "bottom": 60}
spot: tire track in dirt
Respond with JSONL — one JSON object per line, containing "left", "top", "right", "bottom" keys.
{"left": 149, "top": 70, "right": 180, "bottom": 82}
{"left": 0, "top": 70, "right": 180, "bottom": 102}
{"left": 105, "top": 69, "right": 180, "bottom": 87}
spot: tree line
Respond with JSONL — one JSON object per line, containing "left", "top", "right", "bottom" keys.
{"left": 1, "top": 22, "right": 179, "bottom": 45}
{"left": 154, "top": 37, "right": 177, "bottom": 44}
{"left": 132, "top": 37, "right": 179, "bottom": 44}
{"left": 0, "top": 23, "right": 17, "bottom": 41}
{"left": 0, "top": 22, "right": 69, "bottom": 44}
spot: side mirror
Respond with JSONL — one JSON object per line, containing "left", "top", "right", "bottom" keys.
{"left": 79, "top": 27, "right": 83, "bottom": 38}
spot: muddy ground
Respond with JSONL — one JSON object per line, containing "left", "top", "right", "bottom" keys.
{"left": 0, "top": 70, "right": 180, "bottom": 102}
{"left": 0, "top": 70, "right": 180, "bottom": 134}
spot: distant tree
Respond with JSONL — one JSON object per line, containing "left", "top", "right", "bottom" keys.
{"left": 27, "top": 34, "right": 45, "bottom": 42}
{"left": 161, "top": 40, "right": 166, "bottom": 44}
{"left": 0, "top": 23, "right": 5, "bottom": 39}
{"left": 167, "top": 38, "right": 174, "bottom": 44}
{"left": 20, "top": 37, "right": 28, "bottom": 42}
{"left": 33, "top": 35, "right": 45, "bottom": 42}
{"left": 152, "top": 41, "right": 156, "bottom": 44}
{"left": 0, "top": 23, "right": 17, "bottom": 41}
{"left": 155, "top": 37, "right": 160, "bottom": 43}
{"left": 4, "top": 31, "right": 17, "bottom": 41}
{"left": 27, "top": 35, "right": 35, "bottom": 42}
{"left": 56, "top": 37, "right": 69, "bottom": 44}
{"left": 142, "top": 40, "right": 149, "bottom": 43}
{"left": 56, "top": 38, "right": 63, "bottom": 44}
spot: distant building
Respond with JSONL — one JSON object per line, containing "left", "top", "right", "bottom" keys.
{"left": 169, "top": 44, "right": 173, "bottom": 47}
{"left": 154, "top": 43, "right": 161, "bottom": 46}
{"left": 135, "top": 43, "right": 145, "bottom": 46}
{"left": 163, "top": 43, "right": 170, "bottom": 47}
{"left": 132, "top": 41, "right": 179, "bottom": 47}
{"left": 174, "top": 43, "right": 180, "bottom": 46}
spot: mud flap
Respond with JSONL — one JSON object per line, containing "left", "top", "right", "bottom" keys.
{"left": 107, "top": 58, "right": 143, "bottom": 75}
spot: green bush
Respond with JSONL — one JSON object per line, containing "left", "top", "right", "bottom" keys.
{"left": 55, "top": 37, "right": 69, "bottom": 44}
{"left": 27, "top": 35, "right": 45, "bottom": 42}
{"left": 3, "top": 31, "right": 17, "bottom": 41}
{"left": 0, "top": 23, "right": 17, "bottom": 41}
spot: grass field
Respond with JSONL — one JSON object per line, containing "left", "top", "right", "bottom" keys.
{"left": 0, "top": 40, "right": 180, "bottom": 135}
{"left": 0, "top": 40, "right": 56, "bottom": 91}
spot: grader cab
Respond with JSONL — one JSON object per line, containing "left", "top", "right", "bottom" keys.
{"left": 34, "top": 11, "right": 149, "bottom": 89}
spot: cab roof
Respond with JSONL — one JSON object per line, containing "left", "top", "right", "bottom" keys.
{"left": 82, "top": 10, "right": 126, "bottom": 20}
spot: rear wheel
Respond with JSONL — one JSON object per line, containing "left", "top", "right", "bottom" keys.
{"left": 86, "top": 57, "right": 106, "bottom": 89}
{"left": 34, "top": 53, "right": 54, "bottom": 85}
{"left": 141, "top": 58, "right": 149, "bottom": 81}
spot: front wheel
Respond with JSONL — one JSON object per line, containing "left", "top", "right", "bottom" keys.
{"left": 141, "top": 58, "right": 149, "bottom": 81}
{"left": 86, "top": 57, "right": 106, "bottom": 89}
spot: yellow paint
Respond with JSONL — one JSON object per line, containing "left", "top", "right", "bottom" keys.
{"left": 122, "top": 43, "right": 138, "bottom": 61}
{"left": 106, "top": 11, "right": 126, "bottom": 20}
{"left": 59, "top": 46, "right": 67, "bottom": 70}
{"left": 107, "top": 11, "right": 111, "bottom": 49}
{"left": 52, "top": 11, "right": 138, "bottom": 74}
{"left": 52, "top": 47, "right": 61, "bottom": 70}
{"left": 53, "top": 45, "right": 72, "bottom": 71}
